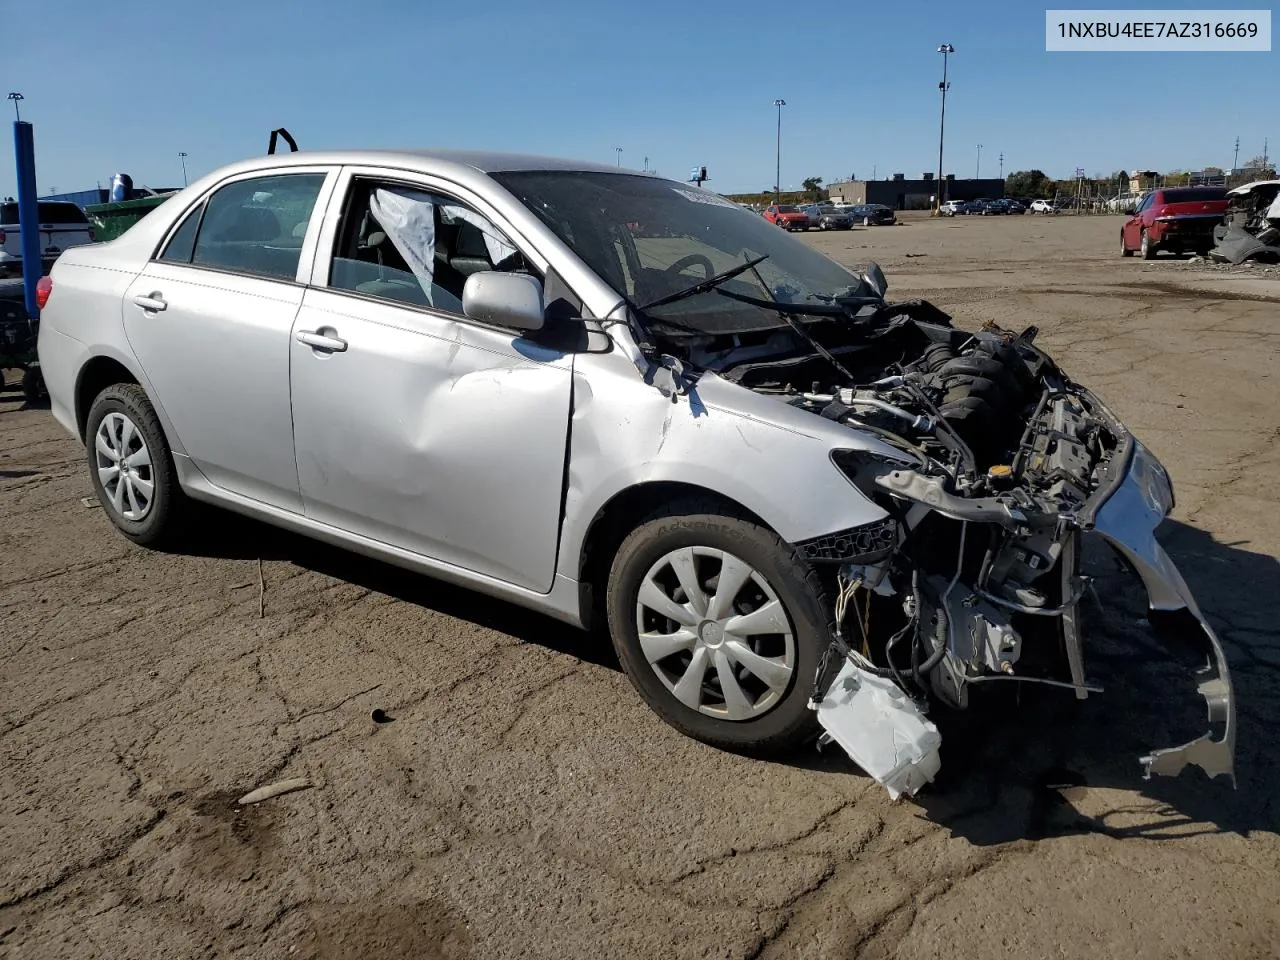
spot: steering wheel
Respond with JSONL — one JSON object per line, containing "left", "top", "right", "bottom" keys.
{"left": 665, "top": 253, "right": 715, "bottom": 280}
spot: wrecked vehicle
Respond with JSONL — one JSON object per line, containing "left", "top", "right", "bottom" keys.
{"left": 1209, "top": 179, "right": 1280, "bottom": 264}
{"left": 36, "top": 150, "right": 1234, "bottom": 798}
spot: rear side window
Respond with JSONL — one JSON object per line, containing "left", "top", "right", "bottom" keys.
{"left": 168, "top": 173, "right": 325, "bottom": 281}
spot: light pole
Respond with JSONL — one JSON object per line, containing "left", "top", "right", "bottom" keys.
{"left": 999, "top": 152, "right": 1004, "bottom": 180}
{"left": 6, "top": 92, "right": 23, "bottom": 122}
{"left": 178, "top": 151, "right": 189, "bottom": 186}
{"left": 615, "top": 147, "right": 622, "bottom": 167}
{"left": 976, "top": 144, "right": 982, "bottom": 180}
{"left": 773, "top": 98, "right": 786, "bottom": 201}
{"left": 934, "top": 44, "right": 954, "bottom": 214}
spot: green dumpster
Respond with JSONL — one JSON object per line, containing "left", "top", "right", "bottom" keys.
{"left": 84, "top": 194, "right": 175, "bottom": 243}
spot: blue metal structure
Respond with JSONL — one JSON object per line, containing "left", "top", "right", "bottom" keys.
{"left": 12, "top": 120, "right": 41, "bottom": 318}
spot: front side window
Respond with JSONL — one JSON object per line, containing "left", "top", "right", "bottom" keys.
{"left": 327, "top": 178, "right": 533, "bottom": 316}
{"left": 165, "top": 173, "right": 325, "bottom": 281}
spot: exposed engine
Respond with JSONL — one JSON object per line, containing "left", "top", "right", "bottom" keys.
{"left": 690, "top": 303, "right": 1126, "bottom": 714}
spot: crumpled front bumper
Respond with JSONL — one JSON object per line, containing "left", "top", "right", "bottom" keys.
{"left": 1085, "top": 439, "right": 1236, "bottom": 784}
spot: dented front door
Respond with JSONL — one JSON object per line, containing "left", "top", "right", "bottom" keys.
{"left": 288, "top": 287, "right": 572, "bottom": 592}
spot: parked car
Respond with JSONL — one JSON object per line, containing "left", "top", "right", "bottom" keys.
{"left": 764, "top": 204, "right": 811, "bottom": 231}
{"left": 848, "top": 204, "right": 896, "bottom": 226}
{"left": 0, "top": 200, "right": 95, "bottom": 278}
{"left": 1120, "top": 186, "right": 1228, "bottom": 259}
{"left": 940, "top": 200, "right": 965, "bottom": 216}
{"left": 808, "top": 206, "right": 854, "bottom": 230}
{"left": 1029, "top": 199, "right": 1056, "bottom": 214}
{"left": 36, "top": 148, "right": 1235, "bottom": 798}
{"left": 1001, "top": 200, "right": 1026, "bottom": 215}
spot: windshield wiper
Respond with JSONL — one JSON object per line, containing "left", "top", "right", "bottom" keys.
{"left": 637, "top": 254, "right": 770, "bottom": 311}
{"left": 715, "top": 288, "right": 881, "bottom": 316}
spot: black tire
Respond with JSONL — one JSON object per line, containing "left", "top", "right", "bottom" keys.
{"left": 21, "top": 367, "right": 46, "bottom": 404}
{"left": 1120, "top": 231, "right": 1133, "bottom": 257}
{"left": 85, "top": 383, "right": 189, "bottom": 547}
{"left": 606, "top": 500, "right": 829, "bottom": 756}
{"left": 1140, "top": 230, "right": 1156, "bottom": 259}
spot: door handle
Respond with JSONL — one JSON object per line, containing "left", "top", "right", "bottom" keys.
{"left": 296, "top": 329, "right": 348, "bottom": 352}
{"left": 132, "top": 293, "right": 167, "bottom": 312}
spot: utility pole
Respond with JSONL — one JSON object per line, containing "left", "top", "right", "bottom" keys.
{"left": 935, "top": 44, "right": 955, "bottom": 214}
{"left": 773, "top": 99, "right": 786, "bottom": 201}
{"left": 178, "top": 151, "right": 189, "bottom": 186}
{"left": 1233, "top": 135, "right": 1240, "bottom": 172}
{"left": 976, "top": 144, "right": 982, "bottom": 180}
{"left": 999, "top": 152, "right": 1004, "bottom": 179}
{"left": 872, "top": 163, "right": 876, "bottom": 180}
{"left": 1264, "top": 137, "right": 1270, "bottom": 170}
{"left": 615, "top": 146, "right": 622, "bottom": 167}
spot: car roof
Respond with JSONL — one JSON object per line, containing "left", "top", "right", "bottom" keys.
{"left": 219, "top": 148, "right": 628, "bottom": 177}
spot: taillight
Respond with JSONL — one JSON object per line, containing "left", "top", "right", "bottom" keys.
{"left": 36, "top": 275, "right": 52, "bottom": 309}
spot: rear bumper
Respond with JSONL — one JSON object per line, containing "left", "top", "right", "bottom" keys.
{"left": 34, "top": 322, "right": 85, "bottom": 439}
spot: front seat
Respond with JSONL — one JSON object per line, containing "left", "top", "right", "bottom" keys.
{"left": 449, "top": 221, "right": 495, "bottom": 277}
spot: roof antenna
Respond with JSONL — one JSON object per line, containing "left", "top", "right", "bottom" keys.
{"left": 267, "top": 128, "right": 298, "bottom": 155}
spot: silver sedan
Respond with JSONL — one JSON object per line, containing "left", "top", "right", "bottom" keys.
{"left": 37, "top": 150, "right": 1235, "bottom": 797}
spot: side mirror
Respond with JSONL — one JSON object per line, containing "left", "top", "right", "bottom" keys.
{"left": 462, "top": 272, "right": 545, "bottom": 332}
{"left": 1123, "top": 207, "right": 1137, "bottom": 216}
{"left": 862, "top": 261, "right": 888, "bottom": 299}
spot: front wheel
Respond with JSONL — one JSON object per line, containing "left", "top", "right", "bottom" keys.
{"left": 1121, "top": 231, "right": 1134, "bottom": 257}
{"left": 606, "top": 502, "right": 829, "bottom": 756}
{"left": 85, "top": 383, "right": 190, "bottom": 547}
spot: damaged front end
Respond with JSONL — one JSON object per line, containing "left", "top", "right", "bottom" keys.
{"left": 1210, "top": 179, "right": 1280, "bottom": 264}
{"left": 696, "top": 282, "right": 1236, "bottom": 798}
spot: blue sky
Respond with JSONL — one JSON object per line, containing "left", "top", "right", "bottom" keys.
{"left": 2, "top": 0, "right": 1275, "bottom": 196}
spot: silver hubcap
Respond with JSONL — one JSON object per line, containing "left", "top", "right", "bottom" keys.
{"left": 635, "top": 547, "right": 796, "bottom": 721}
{"left": 95, "top": 411, "right": 155, "bottom": 521}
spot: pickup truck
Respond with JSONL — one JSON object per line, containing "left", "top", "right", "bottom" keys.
{"left": 0, "top": 200, "right": 96, "bottom": 278}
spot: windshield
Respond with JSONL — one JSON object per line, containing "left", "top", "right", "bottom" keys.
{"left": 491, "top": 171, "right": 864, "bottom": 336}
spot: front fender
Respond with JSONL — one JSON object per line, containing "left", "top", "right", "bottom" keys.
{"left": 557, "top": 352, "right": 901, "bottom": 581}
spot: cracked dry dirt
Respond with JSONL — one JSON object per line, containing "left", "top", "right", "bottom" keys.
{"left": 2, "top": 213, "right": 1278, "bottom": 959}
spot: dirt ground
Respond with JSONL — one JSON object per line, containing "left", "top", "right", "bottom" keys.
{"left": 2, "top": 212, "right": 1278, "bottom": 960}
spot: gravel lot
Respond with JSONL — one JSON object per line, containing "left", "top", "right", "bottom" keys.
{"left": 2, "top": 212, "right": 1278, "bottom": 959}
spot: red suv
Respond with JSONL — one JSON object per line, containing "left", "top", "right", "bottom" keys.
{"left": 1120, "top": 186, "right": 1227, "bottom": 259}
{"left": 763, "top": 204, "right": 811, "bottom": 231}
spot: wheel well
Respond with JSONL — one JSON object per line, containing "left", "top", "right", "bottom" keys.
{"left": 575, "top": 481, "right": 767, "bottom": 631}
{"left": 75, "top": 357, "right": 138, "bottom": 440}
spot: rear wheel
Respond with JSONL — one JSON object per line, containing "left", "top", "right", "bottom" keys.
{"left": 1140, "top": 230, "right": 1156, "bottom": 259}
{"left": 606, "top": 502, "right": 828, "bottom": 756}
{"left": 85, "top": 384, "right": 190, "bottom": 547}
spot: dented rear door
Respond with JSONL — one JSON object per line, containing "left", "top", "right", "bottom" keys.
{"left": 288, "top": 287, "right": 572, "bottom": 593}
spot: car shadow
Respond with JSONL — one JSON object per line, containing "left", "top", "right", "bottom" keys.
{"left": 909, "top": 519, "right": 1279, "bottom": 843}
{"left": 176, "top": 508, "right": 1277, "bottom": 839}
{"left": 177, "top": 509, "right": 620, "bottom": 671}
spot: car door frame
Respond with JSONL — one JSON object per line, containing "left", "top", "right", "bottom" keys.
{"left": 126, "top": 164, "right": 341, "bottom": 511}
{"left": 291, "top": 162, "right": 584, "bottom": 591}
{"left": 1124, "top": 193, "right": 1152, "bottom": 248}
